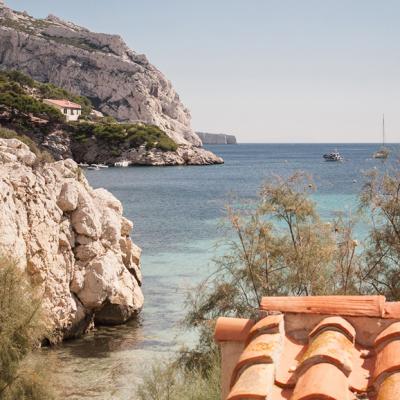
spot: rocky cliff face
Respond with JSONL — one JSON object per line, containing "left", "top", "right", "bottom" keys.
{"left": 0, "top": 138, "right": 143, "bottom": 342}
{"left": 0, "top": 3, "right": 201, "bottom": 147}
{"left": 196, "top": 132, "right": 237, "bottom": 145}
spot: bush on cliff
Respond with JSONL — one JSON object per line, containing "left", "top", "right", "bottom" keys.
{"left": 0, "top": 258, "right": 55, "bottom": 400}
{"left": 0, "top": 70, "right": 92, "bottom": 118}
{"left": 0, "top": 69, "right": 179, "bottom": 154}
{"left": 69, "top": 121, "right": 178, "bottom": 152}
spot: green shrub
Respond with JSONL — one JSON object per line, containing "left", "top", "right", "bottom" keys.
{"left": 1, "top": 70, "right": 35, "bottom": 88}
{"left": 0, "top": 91, "right": 64, "bottom": 123}
{"left": 0, "top": 70, "right": 93, "bottom": 118}
{"left": 69, "top": 121, "right": 177, "bottom": 152}
{"left": 0, "top": 257, "right": 55, "bottom": 400}
{"left": 0, "top": 69, "right": 178, "bottom": 155}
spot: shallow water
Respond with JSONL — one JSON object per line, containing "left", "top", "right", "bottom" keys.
{"left": 39, "top": 143, "right": 399, "bottom": 399}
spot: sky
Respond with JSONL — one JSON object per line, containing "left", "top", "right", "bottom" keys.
{"left": 5, "top": 0, "right": 400, "bottom": 143}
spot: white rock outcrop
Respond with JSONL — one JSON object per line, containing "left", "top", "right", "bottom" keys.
{"left": 0, "top": 138, "right": 143, "bottom": 342}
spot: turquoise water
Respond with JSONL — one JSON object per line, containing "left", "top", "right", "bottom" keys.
{"left": 42, "top": 143, "right": 399, "bottom": 399}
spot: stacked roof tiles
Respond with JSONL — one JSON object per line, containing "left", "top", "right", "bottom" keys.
{"left": 214, "top": 296, "right": 400, "bottom": 400}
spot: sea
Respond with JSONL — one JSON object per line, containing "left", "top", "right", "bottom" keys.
{"left": 38, "top": 143, "right": 399, "bottom": 399}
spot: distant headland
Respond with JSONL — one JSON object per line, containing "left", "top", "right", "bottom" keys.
{"left": 196, "top": 132, "right": 237, "bottom": 145}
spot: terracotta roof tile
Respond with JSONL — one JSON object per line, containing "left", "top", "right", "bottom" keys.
{"left": 377, "top": 373, "right": 400, "bottom": 400}
{"left": 214, "top": 317, "right": 254, "bottom": 342}
{"left": 309, "top": 316, "right": 356, "bottom": 342}
{"left": 44, "top": 99, "right": 82, "bottom": 109}
{"left": 215, "top": 296, "right": 400, "bottom": 400}
{"left": 261, "top": 295, "right": 386, "bottom": 317}
{"left": 374, "top": 322, "right": 400, "bottom": 348}
{"left": 384, "top": 302, "right": 400, "bottom": 318}
{"left": 231, "top": 333, "right": 281, "bottom": 386}
{"left": 227, "top": 364, "right": 274, "bottom": 400}
{"left": 245, "top": 314, "right": 283, "bottom": 345}
{"left": 373, "top": 340, "right": 400, "bottom": 387}
{"left": 299, "top": 330, "right": 354, "bottom": 376}
{"left": 291, "top": 363, "right": 349, "bottom": 400}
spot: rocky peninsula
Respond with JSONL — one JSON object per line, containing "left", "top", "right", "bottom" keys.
{"left": 0, "top": 2, "right": 223, "bottom": 165}
{"left": 0, "top": 137, "right": 143, "bottom": 342}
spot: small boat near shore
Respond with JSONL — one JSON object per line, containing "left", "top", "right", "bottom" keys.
{"left": 114, "top": 161, "right": 129, "bottom": 167}
{"left": 323, "top": 150, "right": 343, "bottom": 162}
{"left": 87, "top": 165, "right": 100, "bottom": 170}
{"left": 92, "top": 164, "right": 109, "bottom": 168}
{"left": 78, "top": 163, "right": 89, "bottom": 168}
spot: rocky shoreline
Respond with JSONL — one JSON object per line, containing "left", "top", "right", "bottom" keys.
{"left": 70, "top": 141, "right": 224, "bottom": 166}
{"left": 0, "top": 138, "right": 143, "bottom": 342}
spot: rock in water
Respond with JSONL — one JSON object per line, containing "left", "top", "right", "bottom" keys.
{"left": 0, "top": 7, "right": 201, "bottom": 147}
{"left": 0, "top": 139, "right": 144, "bottom": 342}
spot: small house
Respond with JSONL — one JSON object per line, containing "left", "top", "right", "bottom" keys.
{"left": 43, "top": 99, "right": 82, "bottom": 122}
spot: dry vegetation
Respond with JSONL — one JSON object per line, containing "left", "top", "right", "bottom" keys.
{"left": 137, "top": 167, "right": 400, "bottom": 399}
{"left": 0, "top": 258, "right": 55, "bottom": 400}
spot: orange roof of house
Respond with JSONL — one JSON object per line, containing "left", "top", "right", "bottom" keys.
{"left": 215, "top": 295, "right": 400, "bottom": 400}
{"left": 44, "top": 99, "right": 82, "bottom": 109}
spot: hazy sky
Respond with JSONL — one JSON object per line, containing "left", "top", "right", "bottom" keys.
{"left": 5, "top": 0, "right": 400, "bottom": 143}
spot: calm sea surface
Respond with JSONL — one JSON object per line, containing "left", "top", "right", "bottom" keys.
{"left": 40, "top": 143, "right": 399, "bottom": 399}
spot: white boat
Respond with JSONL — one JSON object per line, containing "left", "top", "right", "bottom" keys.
{"left": 87, "top": 165, "right": 100, "bottom": 170}
{"left": 78, "top": 163, "right": 89, "bottom": 168}
{"left": 114, "top": 160, "right": 129, "bottom": 167}
{"left": 323, "top": 150, "right": 343, "bottom": 162}
{"left": 373, "top": 114, "right": 389, "bottom": 159}
{"left": 92, "top": 164, "right": 109, "bottom": 168}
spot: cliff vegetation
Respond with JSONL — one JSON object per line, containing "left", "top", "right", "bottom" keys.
{"left": 0, "top": 70, "right": 177, "bottom": 156}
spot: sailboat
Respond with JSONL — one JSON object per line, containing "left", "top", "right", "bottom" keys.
{"left": 373, "top": 114, "right": 389, "bottom": 159}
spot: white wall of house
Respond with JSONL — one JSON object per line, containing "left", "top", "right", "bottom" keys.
{"left": 62, "top": 107, "right": 81, "bottom": 122}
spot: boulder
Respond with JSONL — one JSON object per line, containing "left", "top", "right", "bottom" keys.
{"left": 58, "top": 181, "right": 79, "bottom": 212}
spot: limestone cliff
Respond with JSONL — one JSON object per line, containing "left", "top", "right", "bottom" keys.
{"left": 0, "top": 3, "right": 202, "bottom": 147}
{"left": 196, "top": 132, "right": 237, "bottom": 145}
{"left": 0, "top": 138, "right": 143, "bottom": 342}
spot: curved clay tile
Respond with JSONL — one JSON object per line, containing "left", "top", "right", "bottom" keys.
{"left": 291, "top": 363, "right": 349, "bottom": 400}
{"left": 373, "top": 340, "right": 400, "bottom": 387}
{"left": 245, "top": 314, "right": 283, "bottom": 345}
{"left": 309, "top": 316, "right": 356, "bottom": 343}
{"left": 214, "top": 317, "right": 254, "bottom": 343}
{"left": 231, "top": 333, "right": 282, "bottom": 387}
{"left": 227, "top": 364, "right": 274, "bottom": 400}
{"left": 298, "top": 330, "right": 354, "bottom": 376}
{"left": 377, "top": 373, "right": 400, "bottom": 400}
{"left": 374, "top": 322, "right": 400, "bottom": 348}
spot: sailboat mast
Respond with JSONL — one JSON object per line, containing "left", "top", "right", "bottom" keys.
{"left": 383, "top": 113, "right": 385, "bottom": 145}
